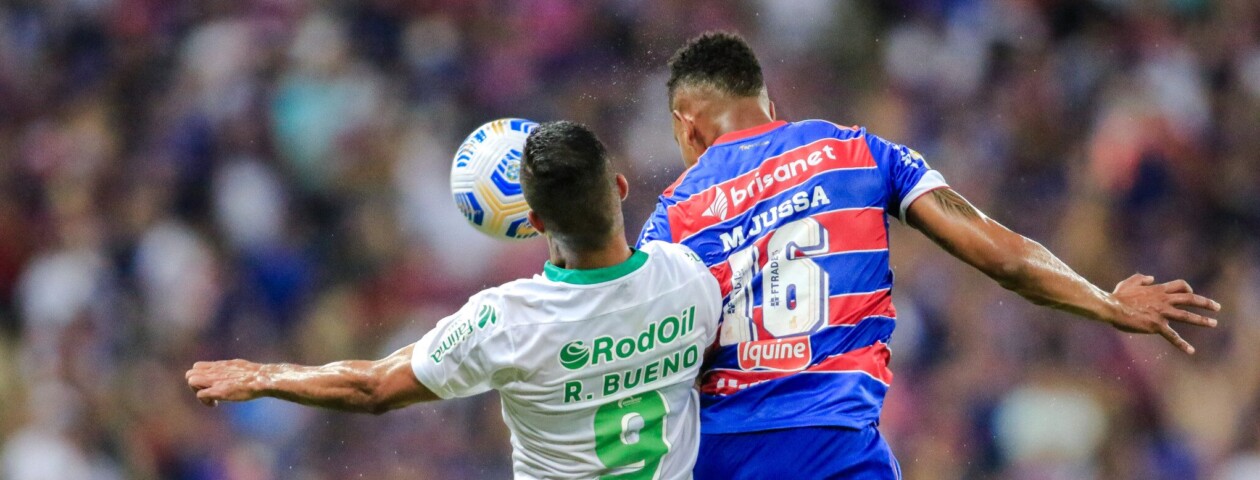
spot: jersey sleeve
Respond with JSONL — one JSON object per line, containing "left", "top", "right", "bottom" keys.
{"left": 635, "top": 202, "right": 673, "bottom": 248}
{"left": 410, "top": 293, "right": 509, "bottom": 399}
{"left": 864, "top": 131, "right": 949, "bottom": 223}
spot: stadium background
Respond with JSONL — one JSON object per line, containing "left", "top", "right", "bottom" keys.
{"left": 0, "top": 0, "right": 1258, "bottom": 478}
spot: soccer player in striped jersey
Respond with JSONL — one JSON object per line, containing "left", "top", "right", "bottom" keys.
{"left": 638, "top": 32, "right": 1223, "bottom": 479}
{"left": 188, "top": 122, "right": 723, "bottom": 479}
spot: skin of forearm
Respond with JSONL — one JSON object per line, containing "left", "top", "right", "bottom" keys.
{"left": 259, "top": 361, "right": 394, "bottom": 414}
{"left": 985, "top": 233, "right": 1120, "bottom": 324}
{"left": 908, "top": 188, "right": 1218, "bottom": 353}
{"left": 909, "top": 189, "right": 1121, "bottom": 325}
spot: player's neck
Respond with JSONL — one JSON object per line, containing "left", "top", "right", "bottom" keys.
{"left": 706, "top": 100, "right": 775, "bottom": 145}
{"left": 551, "top": 237, "right": 633, "bottom": 271}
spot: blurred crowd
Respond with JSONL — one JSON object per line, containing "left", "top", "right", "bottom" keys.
{"left": 0, "top": 0, "right": 1258, "bottom": 479}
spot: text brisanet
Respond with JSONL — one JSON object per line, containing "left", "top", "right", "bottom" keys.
{"left": 559, "top": 306, "right": 701, "bottom": 403}
{"left": 730, "top": 144, "right": 837, "bottom": 206}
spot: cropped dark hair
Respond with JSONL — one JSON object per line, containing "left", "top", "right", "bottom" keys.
{"left": 667, "top": 31, "right": 765, "bottom": 105}
{"left": 520, "top": 121, "right": 618, "bottom": 251}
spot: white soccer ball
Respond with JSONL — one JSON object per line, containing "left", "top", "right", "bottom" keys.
{"left": 450, "top": 118, "right": 540, "bottom": 240}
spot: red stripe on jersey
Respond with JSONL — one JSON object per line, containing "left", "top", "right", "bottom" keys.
{"left": 666, "top": 137, "right": 875, "bottom": 242}
{"left": 709, "top": 262, "right": 733, "bottom": 297}
{"left": 829, "top": 290, "right": 896, "bottom": 326}
{"left": 814, "top": 207, "right": 887, "bottom": 254}
{"left": 750, "top": 307, "right": 772, "bottom": 339}
{"left": 701, "top": 342, "right": 892, "bottom": 396}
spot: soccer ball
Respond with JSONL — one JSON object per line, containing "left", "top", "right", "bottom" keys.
{"left": 450, "top": 118, "right": 540, "bottom": 240}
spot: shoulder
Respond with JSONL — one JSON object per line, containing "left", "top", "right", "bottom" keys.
{"left": 641, "top": 242, "right": 711, "bottom": 279}
{"left": 793, "top": 119, "right": 867, "bottom": 140}
{"left": 479, "top": 275, "right": 553, "bottom": 306}
{"left": 641, "top": 241, "right": 699, "bottom": 261}
{"left": 461, "top": 278, "right": 558, "bottom": 331}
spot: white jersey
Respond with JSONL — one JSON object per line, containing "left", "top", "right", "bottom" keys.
{"left": 412, "top": 241, "right": 722, "bottom": 479}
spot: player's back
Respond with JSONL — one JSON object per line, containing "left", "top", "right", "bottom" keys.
{"left": 412, "top": 241, "right": 722, "bottom": 479}
{"left": 637, "top": 119, "right": 947, "bottom": 433}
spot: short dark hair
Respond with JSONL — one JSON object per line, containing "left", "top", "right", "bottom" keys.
{"left": 667, "top": 31, "right": 765, "bottom": 105}
{"left": 521, "top": 121, "right": 619, "bottom": 252}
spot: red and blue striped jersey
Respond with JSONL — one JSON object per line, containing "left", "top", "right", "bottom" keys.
{"left": 636, "top": 119, "right": 948, "bottom": 433}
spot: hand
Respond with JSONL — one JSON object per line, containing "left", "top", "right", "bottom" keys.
{"left": 186, "top": 359, "right": 269, "bottom": 407}
{"left": 1107, "top": 274, "right": 1221, "bottom": 354}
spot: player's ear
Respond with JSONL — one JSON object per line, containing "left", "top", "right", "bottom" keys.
{"left": 672, "top": 110, "right": 691, "bottom": 140}
{"left": 527, "top": 210, "right": 547, "bottom": 234}
{"left": 768, "top": 100, "right": 777, "bottom": 120}
{"left": 615, "top": 174, "right": 629, "bottom": 201}
{"left": 677, "top": 112, "right": 702, "bottom": 148}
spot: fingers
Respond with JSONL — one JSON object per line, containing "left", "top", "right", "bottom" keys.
{"left": 1162, "top": 279, "right": 1193, "bottom": 294}
{"left": 187, "top": 374, "right": 208, "bottom": 389}
{"left": 196, "top": 387, "right": 222, "bottom": 407}
{"left": 1167, "top": 293, "right": 1222, "bottom": 312}
{"left": 1118, "top": 273, "right": 1156, "bottom": 290}
{"left": 188, "top": 360, "right": 237, "bottom": 406}
{"left": 1162, "top": 308, "right": 1218, "bottom": 328}
{"left": 1157, "top": 324, "right": 1195, "bottom": 355}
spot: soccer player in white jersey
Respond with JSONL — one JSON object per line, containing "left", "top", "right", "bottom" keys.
{"left": 187, "top": 121, "right": 722, "bottom": 479}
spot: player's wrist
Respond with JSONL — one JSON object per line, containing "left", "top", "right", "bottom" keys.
{"left": 251, "top": 363, "right": 279, "bottom": 398}
{"left": 1093, "top": 293, "right": 1127, "bottom": 326}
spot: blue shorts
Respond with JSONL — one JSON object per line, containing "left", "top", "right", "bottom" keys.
{"left": 693, "top": 425, "right": 901, "bottom": 479}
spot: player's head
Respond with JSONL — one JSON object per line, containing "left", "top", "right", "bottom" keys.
{"left": 521, "top": 121, "right": 629, "bottom": 253}
{"left": 667, "top": 31, "right": 776, "bottom": 167}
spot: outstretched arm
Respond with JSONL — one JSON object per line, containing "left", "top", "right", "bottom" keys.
{"left": 186, "top": 344, "right": 438, "bottom": 414}
{"left": 905, "top": 188, "right": 1221, "bottom": 354}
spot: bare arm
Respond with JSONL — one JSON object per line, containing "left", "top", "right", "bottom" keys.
{"left": 186, "top": 344, "right": 438, "bottom": 414}
{"left": 905, "top": 188, "right": 1220, "bottom": 354}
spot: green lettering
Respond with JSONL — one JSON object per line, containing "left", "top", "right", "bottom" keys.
{"left": 623, "top": 368, "right": 643, "bottom": 390}
{"left": 593, "top": 336, "right": 614, "bottom": 365}
{"left": 643, "top": 361, "right": 660, "bottom": 384}
{"left": 659, "top": 316, "right": 679, "bottom": 344}
{"left": 637, "top": 323, "right": 656, "bottom": 353}
{"left": 603, "top": 374, "right": 620, "bottom": 396}
{"left": 683, "top": 345, "right": 699, "bottom": 368}
{"left": 564, "top": 381, "right": 583, "bottom": 403}
{"left": 662, "top": 351, "right": 680, "bottom": 378}
{"left": 616, "top": 338, "right": 636, "bottom": 359}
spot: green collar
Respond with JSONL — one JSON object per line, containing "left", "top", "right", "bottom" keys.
{"left": 543, "top": 249, "right": 649, "bottom": 285}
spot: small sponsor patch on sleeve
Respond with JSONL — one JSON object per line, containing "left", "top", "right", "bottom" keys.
{"left": 428, "top": 301, "right": 498, "bottom": 364}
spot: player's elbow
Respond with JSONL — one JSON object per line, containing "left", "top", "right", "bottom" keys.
{"left": 346, "top": 372, "right": 392, "bottom": 415}
{"left": 360, "top": 362, "right": 414, "bottom": 415}
{"left": 357, "top": 387, "right": 397, "bottom": 415}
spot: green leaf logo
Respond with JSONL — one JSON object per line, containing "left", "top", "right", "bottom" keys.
{"left": 476, "top": 304, "right": 498, "bottom": 329}
{"left": 559, "top": 341, "right": 591, "bottom": 370}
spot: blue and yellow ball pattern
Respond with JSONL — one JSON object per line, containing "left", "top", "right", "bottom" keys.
{"left": 450, "top": 119, "right": 540, "bottom": 240}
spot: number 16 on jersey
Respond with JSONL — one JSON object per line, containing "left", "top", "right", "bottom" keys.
{"left": 720, "top": 217, "right": 831, "bottom": 345}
